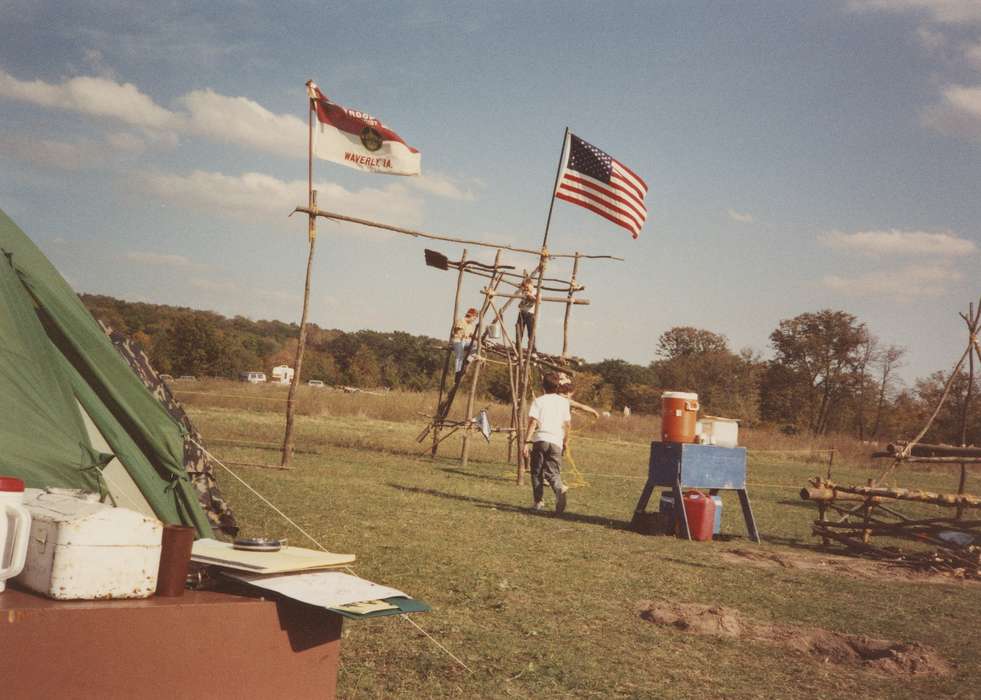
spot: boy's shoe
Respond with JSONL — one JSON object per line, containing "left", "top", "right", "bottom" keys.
{"left": 533, "top": 501, "right": 545, "bottom": 511}
{"left": 555, "top": 486, "right": 568, "bottom": 515}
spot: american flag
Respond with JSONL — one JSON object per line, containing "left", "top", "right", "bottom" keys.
{"left": 554, "top": 133, "right": 648, "bottom": 238}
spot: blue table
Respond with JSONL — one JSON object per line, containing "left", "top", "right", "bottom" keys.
{"left": 633, "top": 442, "right": 760, "bottom": 542}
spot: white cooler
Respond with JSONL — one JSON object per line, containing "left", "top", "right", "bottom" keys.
{"left": 14, "top": 489, "right": 163, "bottom": 600}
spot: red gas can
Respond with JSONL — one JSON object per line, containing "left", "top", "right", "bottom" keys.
{"left": 682, "top": 491, "right": 716, "bottom": 541}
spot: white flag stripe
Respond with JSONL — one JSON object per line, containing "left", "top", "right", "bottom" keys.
{"left": 556, "top": 185, "right": 644, "bottom": 231}
{"left": 612, "top": 167, "right": 647, "bottom": 201}
{"left": 560, "top": 170, "right": 647, "bottom": 215}
{"left": 612, "top": 162, "right": 648, "bottom": 195}
{"left": 556, "top": 190, "right": 643, "bottom": 236}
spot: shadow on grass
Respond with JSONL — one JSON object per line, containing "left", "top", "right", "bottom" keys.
{"left": 388, "top": 483, "right": 634, "bottom": 531}
{"left": 436, "top": 467, "right": 512, "bottom": 483}
{"left": 776, "top": 499, "right": 819, "bottom": 510}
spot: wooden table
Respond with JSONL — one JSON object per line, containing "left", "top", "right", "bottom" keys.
{"left": 0, "top": 586, "right": 342, "bottom": 699}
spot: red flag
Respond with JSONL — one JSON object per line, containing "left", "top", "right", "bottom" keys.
{"left": 554, "top": 132, "right": 648, "bottom": 238}
{"left": 306, "top": 81, "right": 421, "bottom": 176}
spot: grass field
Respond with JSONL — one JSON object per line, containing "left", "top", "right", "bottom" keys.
{"left": 182, "top": 384, "right": 980, "bottom": 699}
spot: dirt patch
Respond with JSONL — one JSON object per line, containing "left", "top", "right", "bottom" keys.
{"left": 719, "top": 547, "right": 977, "bottom": 585}
{"left": 638, "top": 601, "right": 952, "bottom": 677}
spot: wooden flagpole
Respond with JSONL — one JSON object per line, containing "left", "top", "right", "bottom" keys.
{"left": 281, "top": 86, "right": 319, "bottom": 468}
{"left": 516, "top": 128, "right": 569, "bottom": 484}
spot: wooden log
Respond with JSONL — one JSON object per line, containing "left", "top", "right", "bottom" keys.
{"left": 872, "top": 454, "right": 981, "bottom": 464}
{"left": 819, "top": 480, "right": 981, "bottom": 509}
{"left": 294, "top": 205, "right": 624, "bottom": 260}
{"left": 887, "top": 442, "right": 981, "bottom": 458}
{"left": 800, "top": 487, "right": 879, "bottom": 503}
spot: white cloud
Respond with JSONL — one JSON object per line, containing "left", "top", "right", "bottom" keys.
{"left": 726, "top": 208, "right": 754, "bottom": 223}
{"left": 819, "top": 229, "right": 976, "bottom": 257}
{"left": 105, "top": 132, "right": 146, "bottom": 154}
{"left": 823, "top": 263, "right": 960, "bottom": 300}
{"left": 122, "top": 251, "right": 205, "bottom": 270}
{"left": 176, "top": 89, "right": 305, "bottom": 157}
{"left": 848, "top": 1, "right": 981, "bottom": 25}
{"left": 966, "top": 41, "right": 981, "bottom": 70}
{"left": 923, "top": 83, "right": 981, "bottom": 138}
{"left": 190, "top": 279, "right": 239, "bottom": 294}
{"left": 408, "top": 172, "right": 477, "bottom": 201}
{"left": 0, "top": 69, "right": 175, "bottom": 129}
{"left": 134, "top": 169, "right": 426, "bottom": 227}
{"left": 0, "top": 135, "right": 92, "bottom": 170}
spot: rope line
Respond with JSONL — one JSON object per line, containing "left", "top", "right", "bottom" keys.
{"left": 190, "top": 438, "right": 473, "bottom": 675}
{"left": 191, "top": 438, "right": 326, "bottom": 551}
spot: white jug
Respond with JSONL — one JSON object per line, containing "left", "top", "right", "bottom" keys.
{"left": 0, "top": 476, "right": 31, "bottom": 592}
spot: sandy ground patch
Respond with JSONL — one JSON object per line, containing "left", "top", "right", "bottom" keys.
{"left": 638, "top": 600, "right": 952, "bottom": 677}
{"left": 720, "top": 547, "right": 978, "bottom": 585}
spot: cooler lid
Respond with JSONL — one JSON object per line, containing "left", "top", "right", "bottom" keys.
{"left": 661, "top": 391, "right": 698, "bottom": 401}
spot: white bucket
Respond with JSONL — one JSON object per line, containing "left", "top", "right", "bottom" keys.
{"left": 0, "top": 477, "right": 31, "bottom": 592}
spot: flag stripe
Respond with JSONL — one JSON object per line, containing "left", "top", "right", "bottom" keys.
{"left": 557, "top": 176, "right": 646, "bottom": 223}
{"left": 612, "top": 166, "right": 646, "bottom": 201}
{"left": 555, "top": 188, "right": 643, "bottom": 234}
{"left": 564, "top": 170, "right": 647, "bottom": 214}
{"left": 555, "top": 192, "right": 641, "bottom": 238}
{"left": 613, "top": 160, "right": 647, "bottom": 194}
{"left": 559, "top": 172, "right": 647, "bottom": 219}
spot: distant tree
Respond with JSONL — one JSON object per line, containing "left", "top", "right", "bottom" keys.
{"left": 656, "top": 327, "right": 729, "bottom": 359}
{"left": 912, "top": 370, "right": 981, "bottom": 445}
{"left": 870, "top": 344, "right": 905, "bottom": 440}
{"left": 651, "top": 326, "right": 761, "bottom": 421}
{"left": 766, "top": 309, "right": 869, "bottom": 434}
{"left": 166, "top": 315, "right": 224, "bottom": 376}
{"left": 347, "top": 345, "right": 382, "bottom": 387}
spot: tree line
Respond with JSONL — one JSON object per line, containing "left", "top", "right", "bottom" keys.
{"left": 81, "top": 295, "right": 978, "bottom": 445}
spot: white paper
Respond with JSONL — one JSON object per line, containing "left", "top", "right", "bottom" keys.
{"left": 225, "top": 570, "right": 408, "bottom": 609}
{"left": 191, "top": 538, "right": 355, "bottom": 573}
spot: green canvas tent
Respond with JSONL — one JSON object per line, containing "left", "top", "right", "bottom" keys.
{"left": 0, "top": 208, "right": 230, "bottom": 537}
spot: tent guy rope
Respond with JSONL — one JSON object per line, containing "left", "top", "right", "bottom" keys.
{"left": 189, "top": 438, "right": 474, "bottom": 675}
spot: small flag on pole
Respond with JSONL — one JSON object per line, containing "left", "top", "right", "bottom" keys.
{"left": 554, "top": 132, "right": 648, "bottom": 238}
{"left": 306, "top": 81, "right": 421, "bottom": 176}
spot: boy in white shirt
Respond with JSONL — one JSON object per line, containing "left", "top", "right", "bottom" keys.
{"left": 524, "top": 372, "right": 572, "bottom": 514}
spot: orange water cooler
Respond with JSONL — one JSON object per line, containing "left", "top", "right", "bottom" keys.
{"left": 660, "top": 391, "right": 699, "bottom": 443}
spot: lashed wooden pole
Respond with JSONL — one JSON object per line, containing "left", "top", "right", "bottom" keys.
{"left": 281, "top": 92, "right": 318, "bottom": 468}
{"left": 956, "top": 299, "right": 979, "bottom": 518}
{"left": 562, "top": 252, "right": 580, "bottom": 358}
{"left": 431, "top": 249, "right": 468, "bottom": 458}
{"left": 461, "top": 250, "right": 502, "bottom": 466}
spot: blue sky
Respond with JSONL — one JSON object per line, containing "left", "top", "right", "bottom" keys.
{"left": 1, "top": 1, "right": 979, "bottom": 384}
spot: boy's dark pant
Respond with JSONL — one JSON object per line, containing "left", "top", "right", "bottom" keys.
{"left": 531, "top": 441, "right": 564, "bottom": 503}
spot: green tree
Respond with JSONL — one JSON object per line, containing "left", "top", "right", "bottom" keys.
{"left": 165, "top": 315, "right": 224, "bottom": 377}
{"left": 656, "top": 327, "right": 729, "bottom": 359}
{"left": 765, "top": 310, "right": 869, "bottom": 434}
{"left": 347, "top": 345, "right": 382, "bottom": 387}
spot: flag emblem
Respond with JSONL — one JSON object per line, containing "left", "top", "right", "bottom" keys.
{"left": 360, "top": 126, "right": 383, "bottom": 152}
{"left": 554, "top": 133, "right": 648, "bottom": 238}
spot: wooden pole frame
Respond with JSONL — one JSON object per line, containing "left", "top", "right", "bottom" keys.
{"left": 280, "top": 93, "right": 319, "bottom": 468}
{"left": 430, "top": 249, "right": 468, "bottom": 457}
